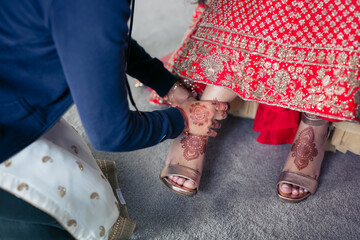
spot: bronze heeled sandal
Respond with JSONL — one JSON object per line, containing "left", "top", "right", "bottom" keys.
{"left": 276, "top": 113, "right": 329, "bottom": 203}
{"left": 160, "top": 164, "right": 201, "bottom": 197}
{"left": 160, "top": 132, "right": 209, "bottom": 197}
{"left": 277, "top": 171, "right": 318, "bottom": 203}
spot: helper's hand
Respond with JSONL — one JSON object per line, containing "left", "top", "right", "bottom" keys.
{"left": 177, "top": 97, "right": 230, "bottom": 137}
{"left": 167, "top": 82, "right": 197, "bottom": 107}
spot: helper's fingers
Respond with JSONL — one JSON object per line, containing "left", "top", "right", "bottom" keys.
{"left": 211, "top": 120, "right": 221, "bottom": 130}
{"left": 213, "top": 101, "right": 230, "bottom": 111}
{"left": 206, "top": 129, "right": 218, "bottom": 137}
{"left": 214, "top": 110, "right": 228, "bottom": 120}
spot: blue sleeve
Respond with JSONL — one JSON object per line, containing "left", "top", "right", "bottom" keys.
{"left": 126, "top": 39, "right": 177, "bottom": 97}
{"left": 49, "top": 0, "right": 184, "bottom": 151}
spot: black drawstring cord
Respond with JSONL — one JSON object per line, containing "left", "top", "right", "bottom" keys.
{"left": 125, "top": 0, "right": 142, "bottom": 116}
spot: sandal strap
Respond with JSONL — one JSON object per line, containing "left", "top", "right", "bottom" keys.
{"left": 160, "top": 165, "right": 200, "bottom": 197}
{"left": 277, "top": 171, "right": 318, "bottom": 194}
{"left": 302, "top": 113, "right": 328, "bottom": 126}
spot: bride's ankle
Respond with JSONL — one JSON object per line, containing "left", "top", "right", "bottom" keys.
{"left": 301, "top": 113, "right": 330, "bottom": 139}
{"left": 302, "top": 113, "right": 329, "bottom": 126}
{"left": 282, "top": 113, "right": 329, "bottom": 174}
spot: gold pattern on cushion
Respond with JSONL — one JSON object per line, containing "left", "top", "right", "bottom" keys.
{"left": 67, "top": 219, "right": 77, "bottom": 227}
{"left": 42, "top": 156, "right": 53, "bottom": 163}
{"left": 99, "top": 226, "right": 105, "bottom": 237}
{"left": 76, "top": 161, "right": 84, "bottom": 171}
{"left": 4, "top": 159, "right": 11, "bottom": 167}
{"left": 71, "top": 145, "right": 79, "bottom": 154}
{"left": 90, "top": 192, "right": 100, "bottom": 200}
{"left": 58, "top": 186, "right": 66, "bottom": 197}
{"left": 17, "top": 183, "right": 29, "bottom": 191}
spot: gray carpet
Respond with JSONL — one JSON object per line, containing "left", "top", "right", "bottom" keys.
{"left": 64, "top": 0, "right": 360, "bottom": 239}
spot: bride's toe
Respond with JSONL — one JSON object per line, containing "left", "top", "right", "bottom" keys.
{"left": 176, "top": 177, "right": 185, "bottom": 185}
{"left": 183, "top": 179, "right": 196, "bottom": 189}
{"left": 279, "top": 183, "right": 292, "bottom": 195}
{"left": 291, "top": 186, "right": 299, "bottom": 196}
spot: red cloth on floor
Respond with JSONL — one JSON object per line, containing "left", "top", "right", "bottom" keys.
{"left": 253, "top": 104, "right": 341, "bottom": 145}
{"left": 253, "top": 104, "right": 301, "bottom": 145}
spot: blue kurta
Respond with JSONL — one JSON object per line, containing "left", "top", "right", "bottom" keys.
{"left": 0, "top": 0, "right": 184, "bottom": 162}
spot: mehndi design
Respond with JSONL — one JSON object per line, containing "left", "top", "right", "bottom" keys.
{"left": 291, "top": 127, "right": 318, "bottom": 170}
{"left": 189, "top": 102, "right": 211, "bottom": 127}
{"left": 181, "top": 135, "right": 207, "bottom": 161}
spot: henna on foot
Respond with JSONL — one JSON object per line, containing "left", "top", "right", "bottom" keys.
{"left": 162, "top": 86, "right": 237, "bottom": 195}
{"left": 165, "top": 133, "right": 208, "bottom": 190}
{"left": 278, "top": 113, "right": 329, "bottom": 200}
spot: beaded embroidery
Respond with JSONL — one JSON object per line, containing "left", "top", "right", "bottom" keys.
{"left": 172, "top": 0, "right": 360, "bottom": 121}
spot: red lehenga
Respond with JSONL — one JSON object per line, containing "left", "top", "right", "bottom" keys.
{"left": 145, "top": 1, "right": 360, "bottom": 153}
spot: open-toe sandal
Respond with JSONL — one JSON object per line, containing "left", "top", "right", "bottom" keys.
{"left": 160, "top": 165, "right": 201, "bottom": 197}
{"left": 276, "top": 113, "right": 331, "bottom": 203}
{"left": 276, "top": 171, "right": 318, "bottom": 203}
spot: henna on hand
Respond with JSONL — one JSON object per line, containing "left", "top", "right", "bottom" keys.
{"left": 180, "top": 135, "right": 207, "bottom": 161}
{"left": 178, "top": 97, "right": 230, "bottom": 136}
{"left": 189, "top": 102, "right": 211, "bottom": 126}
{"left": 291, "top": 127, "right": 318, "bottom": 170}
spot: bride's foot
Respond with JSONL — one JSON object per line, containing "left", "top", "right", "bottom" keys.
{"left": 160, "top": 85, "right": 237, "bottom": 196}
{"left": 277, "top": 113, "right": 329, "bottom": 201}
{"left": 161, "top": 133, "right": 208, "bottom": 195}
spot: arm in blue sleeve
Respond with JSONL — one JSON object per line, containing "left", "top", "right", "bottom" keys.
{"left": 50, "top": 0, "right": 184, "bottom": 151}
{"left": 126, "top": 39, "right": 177, "bottom": 97}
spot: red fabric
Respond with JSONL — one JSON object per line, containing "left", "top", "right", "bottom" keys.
{"left": 253, "top": 104, "right": 341, "bottom": 145}
{"left": 145, "top": 1, "right": 359, "bottom": 145}
{"left": 253, "top": 104, "right": 301, "bottom": 144}
{"left": 171, "top": 0, "right": 360, "bottom": 122}
{"left": 160, "top": 52, "right": 174, "bottom": 69}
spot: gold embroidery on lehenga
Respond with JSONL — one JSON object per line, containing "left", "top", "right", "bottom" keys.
{"left": 200, "top": 55, "right": 225, "bottom": 81}
{"left": 200, "top": 23, "right": 360, "bottom": 52}
{"left": 193, "top": 33, "right": 359, "bottom": 69}
{"left": 172, "top": 0, "right": 360, "bottom": 121}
